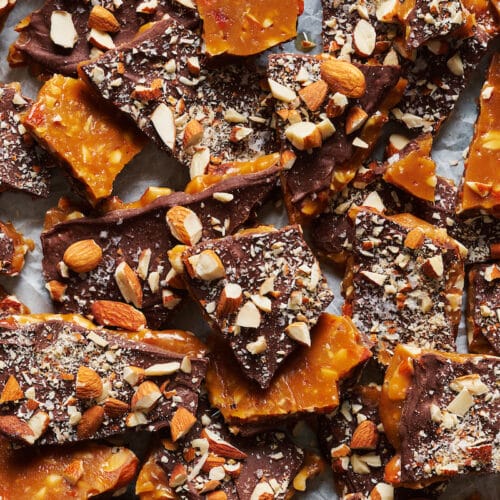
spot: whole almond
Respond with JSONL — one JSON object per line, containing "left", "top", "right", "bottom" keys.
{"left": 320, "top": 59, "right": 366, "bottom": 98}
{"left": 77, "top": 405, "right": 105, "bottom": 439}
{"left": 63, "top": 239, "right": 103, "bottom": 273}
{"left": 88, "top": 5, "right": 120, "bottom": 33}
{"left": 350, "top": 420, "right": 379, "bottom": 450}
{"left": 76, "top": 366, "right": 103, "bottom": 399}
{"left": 91, "top": 300, "right": 146, "bottom": 331}
{"left": 104, "top": 397, "right": 130, "bottom": 417}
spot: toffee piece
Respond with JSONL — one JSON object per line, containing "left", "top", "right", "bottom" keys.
{"left": 23, "top": 75, "right": 145, "bottom": 205}
{"left": 0, "top": 220, "right": 34, "bottom": 277}
{"left": 79, "top": 18, "right": 277, "bottom": 172}
{"left": 380, "top": 345, "right": 500, "bottom": 487}
{"left": 0, "top": 315, "right": 208, "bottom": 447}
{"left": 0, "top": 82, "right": 50, "bottom": 197}
{"left": 136, "top": 396, "right": 306, "bottom": 500}
{"left": 206, "top": 314, "right": 372, "bottom": 429}
{"left": 41, "top": 165, "right": 280, "bottom": 328}
{"left": 0, "top": 440, "right": 138, "bottom": 499}
{"left": 182, "top": 225, "right": 334, "bottom": 388}
{"left": 342, "top": 208, "right": 466, "bottom": 365}
{"left": 0, "top": 286, "right": 29, "bottom": 316}
{"left": 467, "top": 262, "right": 500, "bottom": 355}
{"left": 458, "top": 52, "right": 500, "bottom": 217}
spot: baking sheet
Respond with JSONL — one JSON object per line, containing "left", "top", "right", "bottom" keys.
{"left": 0, "top": 0, "right": 498, "bottom": 498}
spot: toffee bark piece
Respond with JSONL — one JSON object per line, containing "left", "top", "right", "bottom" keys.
{"left": 79, "top": 18, "right": 277, "bottom": 171}
{"left": 12, "top": 0, "right": 198, "bottom": 76}
{"left": 182, "top": 225, "right": 334, "bottom": 388}
{"left": 207, "top": 314, "right": 371, "bottom": 429}
{"left": 380, "top": 345, "right": 500, "bottom": 487}
{"left": 458, "top": 53, "right": 500, "bottom": 217}
{"left": 41, "top": 165, "right": 280, "bottom": 328}
{"left": 0, "top": 286, "right": 29, "bottom": 316}
{"left": 0, "top": 220, "right": 34, "bottom": 277}
{"left": 23, "top": 75, "right": 145, "bottom": 205}
{"left": 317, "top": 385, "right": 446, "bottom": 499}
{"left": 0, "top": 440, "right": 138, "bottom": 499}
{"left": 342, "top": 208, "right": 466, "bottom": 365}
{"left": 0, "top": 82, "right": 51, "bottom": 197}
{"left": 0, "top": 315, "right": 207, "bottom": 447}
{"left": 467, "top": 263, "right": 500, "bottom": 355}
{"left": 136, "top": 395, "right": 306, "bottom": 500}
{"left": 197, "top": 0, "right": 303, "bottom": 56}
{"left": 267, "top": 53, "right": 401, "bottom": 221}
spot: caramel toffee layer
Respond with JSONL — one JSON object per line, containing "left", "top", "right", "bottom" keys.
{"left": 182, "top": 225, "right": 334, "bottom": 389}
{"left": 41, "top": 168, "right": 279, "bottom": 328}
{"left": 0, "top": 319, "right": 207, "bottom": 446}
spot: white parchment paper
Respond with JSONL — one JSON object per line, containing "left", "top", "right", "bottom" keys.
{"left": 0, "top": 1, "right": 498, "bottom": 498}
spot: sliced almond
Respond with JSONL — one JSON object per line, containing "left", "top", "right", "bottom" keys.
{"left": 170, "top": 407, "right": 197, "bottom": 441}
{"left": 50, "top": 11, "right": 78, "bottom": 49}
{"left": 76, "top": 366, "right": 103, "bottom": 400}
{"left": 216, "top": 283, "right": 243, "bottom": 316}
{"left": 351, "top": 420, "right": 379, "bottom": 450}
{"left": 183, "top": 119, "right": 204, "bottom": 149}
{"left": 298, "top": 80, "right": 329, "bottom": 111}
{"left": 88, "top": 5, "right": 120, "bottom": 32}
{"left": 320, "top": 59, "right": 366, "bottom": 98}
{"left": 285, "top": 121, "right": 322, "bottom": 150}
{"left": 166, "top": 206, "right": 203, "bottom": 246}
{"left": 235, "top": 301, "right": 261, "bottom": 328}
{"left": 0, "top": 375, "right": 24, "bottom": 403}
{"left": 353, "top": 19, "right": 377, "bottom": 57}
{"left": 151, "top": 103, "right": 176, "bottom": 152}
{"left": 115, "top": 261, "right": 143, "bottom": 308}
{"left": 144, "top": 362, "right": 181, "bottom": 376}
{"left": 63, "top": 239, "right": 103, "bottom": 273}
{"left": 91, "top": 300, "right": 146, "bottom": 331}
{"left": 131, "top": 381, "right": 162, "bottom": 413}
{"left": 187, "top": 250, "right": 225, "bottom": 281}
{"left": 77, "top": 405, "right": 105, "bottom": 439}
{"left": 285, "top": 322, "right": 311, "bottom": 346}
{"left": 268, "top": 79, "right": 297, "bottom": 102}
{"left": 346, "top": 106, "right": 368, "bottom": 134}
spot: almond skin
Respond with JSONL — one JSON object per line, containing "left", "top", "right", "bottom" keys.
{"left": 350, "top": 420, "right": 379, "bottom": 450}
{"left": 76, "top": 366, "right": 103, "bottom": 400}
{"left": 91, "top": 300, "right": 146, "bottom": 331}
{"left": 320, "top": 59, "right": 366, "bottom": 98}
{"left": 77, "top": 405, "right": 105, "bottom": 439}
{"left": 104, "top": 397, "right": 130, "bottom": 417}
{"left": 298, "top": 80, "right": 329, "bottom": 112}
{"left": 0, "top": 375, "right": 24, "bottom": 403}
{"left": 88, "top": 5, "right": 120, "bottom": 32}
{"left": 63, "top": 239, "right": 103, "bottom": 273}
{"left": 170, "top": 407, "right": 197, "bottom": 442}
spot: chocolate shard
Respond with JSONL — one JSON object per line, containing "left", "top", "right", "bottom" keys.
{"left": 0, "top": 316, "right": 207, "bottom": 447}
{"left": 342, "top": 208, "right": 466, "bottom": 365}
{"left": 0, "top": 83, "right": 51, "bottom": 197}
{"left": 41, "top": 166, "right": 280, "bottom": 328}
{"left": 79, "top": 17, "right": 277, "bottom": 169}
{"left": 0, "top": 220, "right": 34, "bottom": 277}
{"left": 467, "top": 263, "right": 500, "bottom": 355}
{"left": 382, "top": 347, "right": 500, "bottom": 485}
{"left": 182, "top": 225, "right": 334, "bottom": 388}
{"left": 136, "top": 395, "right": 306, "bottom": 500}
{"left": 12, "top": 0, "right": 198, "bottom": 76}
{"left": 267, "top": 53, "right": 400, "bottom": 219}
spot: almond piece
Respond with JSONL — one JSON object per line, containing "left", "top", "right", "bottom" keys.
{"left": 170, "top": 407, "right": 197, "bottom": 441}
{"left": 88, "top": 5, "right": 120, "bottom": 32}
{"left": 45, "top": 280, "right": 67, "bottom": 302}
{"left": 115, "top": 261, "right": 143, "bottom": 308}
{"left": 77, "top": 405, "right": 105, "bottom": 439}
{"left": 166, "top": 206, "right": 203, "bottom": 246}
{"left": 76, "top": 366, "right": 103, "bottom": 399}
{"left": 202, "top": 455, "right": 226, "bottom": 473}
{"left": 190, "top": 147, "right": 211, "bottom": 178}
{"left": 466, "top": 181, "right": 493, "bottom": 198}
{"left": 50, "top": 11, "right": 78, "bottom": 49}
{"left": 235, "top": 301, "right": 261, "bottom": 328}
{"left": 285, "top": 122, "right": 323, "bottom": 150}
{"left": 246, "top": 335, "right": 268, "bottom": 354}
{"left": 369, "top": 482, "right": 394, "bottom": 500}
{"left": 268, "top": 79, "right": 297, "bottom": 102}
{"left": 361, "top": 270, "right": 387, "bottom": 286}
{"left": 317, "top": 118, "right": 336, "bottom": 140}
{"left": 320, "top": 59, "right": 366, "bottom": 98}
{"left": 91, "top": 300, "right": 146, "bottom": 331}
{"left": 104, "top": 397, "right": 130, "bottom": 417}
{"left": 281, "top": 149, "right": 297, "bottom": 170}
{"left": 201, "top": 428, "right": 248, "bottom": 459}
{"left": 125, "top": 411, "right": 148, "bottom": 427}
{"left": 151, "top": 103, "right": 176, "bottom": 152}
{"left": 0, "top": 415, "right": 34, "bottom": 444}
{"left": 186, "top": 56, "right": 201, "bottom": 76}
{"left": 351, "top": 420, "right": 379, "bottom": 450}
{"left": 169, "top": 463, "right": 188, "bottom": 488}
{"left": 183, "top": 119, "right": 204, "bottom": 149}
{"left": 123, "top": 366, "right": 146, "bottom": 387}
{"left": 207, "top": 491, "right": 228, "bottom": 500}
{"left": 421, "top": 255, "right": 444, "bottom": 279}
{"left": 404, "top": 227, "right": 425, "bottom": 249}
{"left": 285, "top": 322, "right": 311, "bottom": 346}
{"left": 353, "top": 19, "right": 377, "bottom": 57}
{"left": 26, "top": 411, "right": 50, "bottom": 444}
{"left": 174, "top": 0, "right": 196, "bottom": 8}
{"left": 187, "top": 250, "right": 226, "bottom": 281}
{"left": 229, "top": 126, "right": 253, "bottom": 143}
{"left": 88, "top": 28, "right": 115, "bottom": 50}
{"left": 346, "top": 106, "right": 368, "bottom": 134}
{"left": 63, "top": 239, "right": 103, "bottom": 273}
{"left": 63, "top": 460, "right": 85, "bottom": 485}
{"left": 326, "top": 92, "right": 349, "bottom": 118}
{"left": 484, "top": 264, "right": 500, "bottom": 282}
{"left": 216, "top": 283, "right": 243, "bottom": 316}
{"left": 131, "top": 381, "right": 162, "bottom": 413}
{"left": 0, "top": 375, "right": 24, "bottom": 403}
{"left": 144, "top": 362, "right": 181, "bottom": 376}
{"left": 136, "top": 248, "right": 152, "bottom": 280}
{"left": 298, "top": 80, "right": 329, "bottom": 112}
